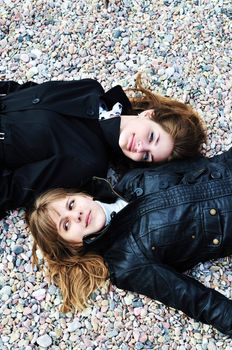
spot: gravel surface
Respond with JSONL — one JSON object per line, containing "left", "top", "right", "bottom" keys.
{"left": 0, "top": 0, "right": 232, "bottom": 349}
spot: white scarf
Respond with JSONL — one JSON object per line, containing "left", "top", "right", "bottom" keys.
{"left": 95, "top": 198, "right": 128, "bottom": 225}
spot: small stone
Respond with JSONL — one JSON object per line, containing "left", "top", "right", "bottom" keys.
{"left": 68, "top": 43, "right": 75, "bottom": 54}
{"left": 208, "top": 341, "right": 217, "bottom": 350}
{"left": 20, "top": 54, "right": 30, "bottom": 63}
{"left": 13, "top": 245, "right": 24, "bottom": 255}
{"left": 135, "top": 343, "right": 144, "bottom": 350}
{"left": 26, "top": 67, "right": 38, "bottom": 79}
{"left": 134, "top": 307, "right": 141, "bottom": 316}
{"left": 32, "top": 288, "right": 46, "bottom": 301}
{"left": 194, "top": 332, "right": 202, "bottom": 340}
{"left": 2, "top": 336, "right": 10, "bottom": 343}
{"left": 165, "top": 66, "right": 175, "bottom": 78}
{"left": 23, "top": 306, "right": 32, "bottom": 315}
{"left": 18, "top": 35, "right": 24, "bottom": 43}
{"left": 0, "top": 285, "right": 12, "bottom": 297}
{"left": 36, "top": 334, "right": 52, "bottom": 348}
{"left": 31, "top": 48, "right": 42, "bottom": 59}
{"left": 10, "top": 331, "right": 20, "bottom": 343}
{"left": 106, "top": 330, "right": 118, "bottom": 338}
{"left": 48, "top": 284, "right": 57, "bottom": 295}
{"left": 140, "top": 308, "right": 147, "bottom": 318}
{"left": 67, "top": 320, "right": 81, "bottom": 332}
{"left": 114, "top": 29, "right": 122, "bottom": 38}
{"left": 115, "top": 62, "right": 127, "bottom": 72}
{"left": 16, "top": 304, "right": 24, "bottom": 313}
{"left": 139, "top": 333, "right": 147, "bottom": 343}
{"left": 133, "top": 329, "right": 140, "bottom": 341}
{"left": 124, "top": 294, "right": 134, "bottom": 305}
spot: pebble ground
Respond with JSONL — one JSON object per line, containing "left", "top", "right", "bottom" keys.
{"left": 0, "top": 0, "right": 231, "bottom": 349}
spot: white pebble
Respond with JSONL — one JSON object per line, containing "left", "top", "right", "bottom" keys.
{"left": 0, "top": 285, "right": 12, "bottom": 296}
{"left": 36, "top": 334, "right": 52, "bottom": 348}
{"left": 26, "top": 67, "right": 39, "bottom": 79}
{"left": 32, "top": 288, "right": 46, "bottom": 300}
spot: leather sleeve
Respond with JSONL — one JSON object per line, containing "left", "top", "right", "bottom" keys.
{"left": 114, "top": 262, "right": 232, "bottom": 336}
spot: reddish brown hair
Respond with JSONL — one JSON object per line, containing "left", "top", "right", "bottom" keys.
{"left": 128, "top": 74, "right": 207, "bottom": 159}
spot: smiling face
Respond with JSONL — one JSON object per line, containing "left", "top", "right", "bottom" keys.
{"left": 48, "top": 194, "right": 106, "bottom": 244}
{"left": 119, "top": 110, "right": 174, "bottom": 163}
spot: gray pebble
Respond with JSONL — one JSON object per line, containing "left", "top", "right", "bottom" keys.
{"left": 13, "top": 245, "right": 24, "bottom": 255}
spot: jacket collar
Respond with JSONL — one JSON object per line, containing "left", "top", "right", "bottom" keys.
{"left": 81, "top": 176, "right": 120, "bottom": 202}
{"left": 82, "top": 176, "right": 125, "bottom": 251}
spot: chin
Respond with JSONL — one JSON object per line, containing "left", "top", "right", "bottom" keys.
{"left": 130, "top": 154, "right": 142, "bottom": 162}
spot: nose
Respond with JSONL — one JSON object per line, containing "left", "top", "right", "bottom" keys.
{"left": 70, "top": 210, "right": 82, "bottom": 223}
{"left": 136, "top": 140, "right": 143, "bottom": 152}
{"left": 136, "top": 140, "right": 148, "bottom": 153}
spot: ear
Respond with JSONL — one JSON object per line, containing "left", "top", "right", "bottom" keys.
{"left": 139, "top": 110, "right": 154, "bottom": 119}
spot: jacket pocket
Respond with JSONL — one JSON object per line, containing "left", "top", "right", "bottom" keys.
{"left": 136, "top": 207, "right": 202, "bottom": 271}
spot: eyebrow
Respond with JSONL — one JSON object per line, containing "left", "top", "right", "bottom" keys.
{"left": 57, "top": 197, "right": 70, "bottom": 233}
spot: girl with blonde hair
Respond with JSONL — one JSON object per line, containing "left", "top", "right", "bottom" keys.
{"left": 28, "top": 148, "right": 232, "bottom": 336}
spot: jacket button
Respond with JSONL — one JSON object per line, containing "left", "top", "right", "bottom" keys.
{"left": 110, "top": 211, "right": 116, "bottom": 219}
{"left": 210, "top": 171, "right": 221, "bottom": 179}
{"left": 32, "top": 98, "right": 40, "bottom": 104}
{"left": 151, "top": 246, "right": 155, "bottom": 250}
{"left": 0, "top": 103, "right": 6, "bottom": 110}
{"left": 192, "top": 235, "right": 195, "bottom": 239}
{"left": 159, "top": 181, "right": 168, "bottom": 189}
{"left": 209, "top": 208, "right": 217, "bottom": 216}
{"left": 212, "top": 238, "right": 220, "bottom": 245}
{"left": 87, "top": 109, "right": 94, "bottom": 116}
{"left": 186, "top": 175, "right": 195, "bottom": 184}
{"left": 134, "top": 187, "right": 143, "bottom": 197}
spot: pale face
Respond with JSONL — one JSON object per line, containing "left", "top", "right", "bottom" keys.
{"left": 48, "top": 194, "right": 106, "bottom": 244}
{"left": 119, "top": 110, "right": 174, "bottom": 163}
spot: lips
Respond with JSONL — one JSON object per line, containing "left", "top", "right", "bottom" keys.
{"left": 127, "top": 133, "right": 136, "bottom": 152}
{"left": 85, "top": 211, "right": 91, "bottom": 227}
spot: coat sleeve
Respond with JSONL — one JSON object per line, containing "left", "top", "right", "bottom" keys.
{"left": 113, "top": 262, "right": 232, "bottom": 336}
{"left": 0, "top": 155, "right": 107, "bottom": 218}
{"left": 0, "top": 81, "right": 38, "bottom": 95}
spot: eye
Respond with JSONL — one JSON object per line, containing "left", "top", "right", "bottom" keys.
{"left": 149, "top": 132, "right": 154, "bottom": 143}
{"left": 143, "top": 152, "right": 150, "bottom": 162}
{"left": 68, "top": 199, "right": 75, "bottom": 210}
{"left": 63, "top": 219, "right": 70, "bottom": 231}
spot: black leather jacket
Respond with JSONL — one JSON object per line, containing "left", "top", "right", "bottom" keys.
{"left": 84, "top": 148, "right": 232, "bottom": 336}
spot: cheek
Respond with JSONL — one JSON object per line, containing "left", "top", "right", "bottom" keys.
{"left": 159, "top": 142, "right": 173, "bottom": 160}
{"left": 124, "top": 150, "right": 142, "bottom": 162}
{"left": 70, "top": 228, "right": 83, "bottom": 244}
{"left": 118, "top": 131, "right": 126, "bottom": 150}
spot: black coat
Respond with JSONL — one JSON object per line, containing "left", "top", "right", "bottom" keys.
{"left": 84, "top": 148, "right": 232, "bottom": 336}
{"left": 0, "top": 79, "right": 131, "bottom": 215}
